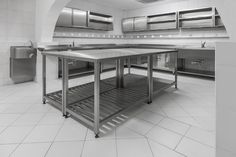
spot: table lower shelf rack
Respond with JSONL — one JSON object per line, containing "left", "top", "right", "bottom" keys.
{"left": 44, "top": 74, "right": 176, "bottom": 131}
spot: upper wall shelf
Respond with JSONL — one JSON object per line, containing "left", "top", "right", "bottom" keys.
{"left": 147, "top": 12, "right": 177, "bottom": 30}
{"left": 122, "top": 7, "right": 225, "bottom": 33}
{"left": 56, "top": 7, "right": 114, "bottom": 31}
{"left": 178, "top": 7, "right": 214, "bottom": 28}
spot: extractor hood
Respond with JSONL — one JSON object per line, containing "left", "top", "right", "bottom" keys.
{"left": 136, "top": 0, "right": 160, "bottom": 3}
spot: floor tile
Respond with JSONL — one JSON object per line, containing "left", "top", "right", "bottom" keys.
{"left": 27, "top": 103, "right": 51, "bottom": 113}
{"left": 10, "top": 143, "right": 51, "bottom": 157}
{"left": 162, "top": 106, "right": 190, "bottom": 117}
{"left": 86, "top": 129, "right": 115, "bottom": 140}
{"left": 172, "top": 116, "right": 200, "bottom": 127}
{"left": 185, "top": 126, "right": 215, "bottom": 147}
{"left": 144, "top": 103, "right": 166, "bottom": 116}
{"left": 158, "top": 118, "right": 190, "bottom": 135}
{"left": 123, "top": 118, "right": 154, "bottom": 135}
{"left": 0, "top": 70, "right": 215, "bottom": 157}
{"left": 146, "top": 125, "right": 182, "bottom": 149}
{"left": 0, "top": 144, "right": 18, "bottom": 157}
{"left": 117, "top": 138, "right": 152, "bottom": 157}
{"left": 176, "top": 137, "right": 215, "bottom": 157}
{"left": 116, "top": 126, "right": 143, "bottom": 139}
{"left": 0, "top": 114, "right": 21, "bottom": 126}
{"left": 38, "top": 113, "right": 65, "bottom": 125}
{"left": 2, "top": 104, "right": 32, "bottom": 114}
{"left": 46, "top": 141, "right": 83, "bottom": 157}
{"left": 149, "top": 140, "right": 185, "bottom": 157}
{"left": 136, "top": 110, "right": 164, "bottom": 124}
{"left": 55, "top": 123, "right": 87, "bottom": 141}
{"left": 0, "top": 126, "right": 6, "bottom": 133}
{"left": 82, "top": 140, "right": 116, "bottom": 157}
{"left": 12, "top": 113, "right": 45, "bottom": 126}
{"left": 23, "top": 125, "right": 62, "bottom": 143}
{"left": 0, "top": 126, "right": 33, "bottom": 144}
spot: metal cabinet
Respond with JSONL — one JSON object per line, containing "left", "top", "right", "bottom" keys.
{"left": 56, "top": 7, "right": 113, "bottom": 31}
{"left": 10, "top": 46, "right": 37, "bottom": 83}
{"left": 73, "top": 10, "right": 87, "bottom": 27}
{"left": 122, "top": 18, "right": 134, "bottom": 32}
{"left": 134, "top": 17, "right": 147, "bottom": 31}
{"left": 56, "top": 8, "right": 73, "bottom": 27}
{"left": 122, "top": 17, "right": 147, "bottom": 32}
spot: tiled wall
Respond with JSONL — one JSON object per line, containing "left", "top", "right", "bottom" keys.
{"left": 0, "top": 0, "right": 36, "bottom": 86}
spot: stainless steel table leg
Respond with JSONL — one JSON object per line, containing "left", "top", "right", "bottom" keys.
{"left": 175, "top": 52, "right": 178, "bottom": 89}
{"left": 120, "top": 59, "right": 124, "bottom": 88}
{"left": 62, "top": 58, "right": 68, "bottom": 118}
{"left": 128, "top": 57, "right": 131, "bottom": 74}
{"left": 116, "top": 60, "right": 119, "bottom": 88}
{"left": 94, "top": 60, "right": 100, "bottom": 138}
{"left": 42, "top": 55, "right": 46, "bottom": 104}
{"left": 116, "top": 59, "right": 124, "bottom": 88}
{"left": 147, "top": 55, "right": 153, "bottom": 104}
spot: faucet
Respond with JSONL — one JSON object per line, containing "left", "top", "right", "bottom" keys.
{"left": 29, "top": 40, "right": 34, "bottom": 48}
{"left": 201, "top": 41, "right": 206, "bottom": 48}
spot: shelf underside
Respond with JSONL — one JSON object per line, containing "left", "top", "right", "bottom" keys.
{"left": 45, "top": 74, "right": 175, "bottom": 124}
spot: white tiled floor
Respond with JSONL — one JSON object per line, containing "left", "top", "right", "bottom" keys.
{"left": 0, "top": 69, "right": 216, "bottom": 157}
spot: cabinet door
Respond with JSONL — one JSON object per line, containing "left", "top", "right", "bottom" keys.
{"left": 134, "top": 17, "right": 147, "bottom": 31}
{"left": 73, "top": 9, "right": 87, "bottom": 27}
{"left": 56, "top": 8, "right": 72, "bottom": 27}
{"left": 122, "top": 18, "right": 134, "bottom": 32}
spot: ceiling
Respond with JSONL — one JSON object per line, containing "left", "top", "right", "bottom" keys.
{"left": 86, "top": 0, "right": 188, "bottom": 10}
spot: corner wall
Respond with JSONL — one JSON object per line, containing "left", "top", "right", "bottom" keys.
{"left": 214, "top": 0, "right": 236, "bottom": 157}
{"left": 0, "top": 0, "right": 36, "bottom": 85}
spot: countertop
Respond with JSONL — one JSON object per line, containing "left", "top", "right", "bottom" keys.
{"left": 41, "top": 48, "right": 177, "bottom": 62}
{"left": 38, "top": 44, "right": 215, "bottom": 52}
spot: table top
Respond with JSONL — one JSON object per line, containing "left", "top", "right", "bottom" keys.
{"left": 41, "top": 48, "right": 177, "bottom": 62}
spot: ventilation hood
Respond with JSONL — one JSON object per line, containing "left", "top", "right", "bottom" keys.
{"left": 136, "top": 0, "right": 160, "bottom": 4}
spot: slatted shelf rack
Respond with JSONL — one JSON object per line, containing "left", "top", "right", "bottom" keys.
{"left": 44, "top": 74, "right": 175, "bottom": 127}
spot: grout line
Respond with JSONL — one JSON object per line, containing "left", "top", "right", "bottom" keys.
{"left": 147, "top": 138, "right": 187, "bottom": 157}
{"left": 174, "top": 125, "right": 191, "bottom": 151}
{"left": 146, "top": 138, "right": 155, "bottom": 157}
{"left": 8, "top": 111, "right": 49, "bottom": 157}
{"left": 43, "top": 119, "right": 66, "bottom": 157}
{"left": 114, "top": 128, "right": 118, "bottom": 157}
{"left": 80, "top": 128, "right": 88, "bottom": 157}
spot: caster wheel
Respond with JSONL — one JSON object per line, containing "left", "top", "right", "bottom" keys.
{"left": 43, "top": 101, "right": 46, "bottom": 104}
{"left": 147, "top": 101, "right": 152, "bottom": 104}
{"left": 95, "top": 134, "right": 99, "bottom": 138}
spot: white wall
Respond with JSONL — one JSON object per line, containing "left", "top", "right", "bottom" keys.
{"left": 214, "top": 0, "right": 236, "bottom": 41}
{"left": 0, "top": 0, "right": 36, "bottom": 85}
{"left": 213, "top": 0, "right": 236, "bottom": 157}
{"left": 35, "top": 0, "right": 71, "bottom": 42}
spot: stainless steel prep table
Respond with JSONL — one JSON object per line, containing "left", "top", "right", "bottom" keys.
{"left": 40, "top": 48, "right": 178, "bottom": 137}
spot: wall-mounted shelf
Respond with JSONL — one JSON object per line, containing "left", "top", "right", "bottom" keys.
{"left": 179, "top": 15, "right": 213, "bottom": 21}
{"left": 56, "top": 7, "right": 114, "bottom": 31}
{"left": 121, "top": 7, "right": 225, "bottom": 33}
{"left": 147, "top": 12, "right": 177, "bottom": 31}
{"left": 214, "top": 8, "right": 224, "bottom": 28}
{"left": 178, "top": 7, "right": 214, "bottom": 29}
{"left": 147, "top": 19, "right": 176, "bottom": 24}
{"left": 88, "top": 11, "right": 113, "bottom": 31}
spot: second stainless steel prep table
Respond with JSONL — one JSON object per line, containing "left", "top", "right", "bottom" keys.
{"left": 40, "top": 47, "right": 178, "bottom": 137}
